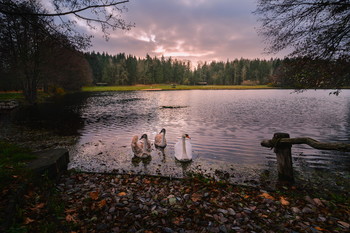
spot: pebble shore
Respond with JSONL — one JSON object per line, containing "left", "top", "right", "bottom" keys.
{"left": 55, "top": 172, "right": 350, "bottom": 233}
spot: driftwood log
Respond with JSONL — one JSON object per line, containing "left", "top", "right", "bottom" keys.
{"left": 261, "top": 132, "right": 350, "bottom": 183}
{"left": 261, "top": 137, "right": 350, "bottom": 152}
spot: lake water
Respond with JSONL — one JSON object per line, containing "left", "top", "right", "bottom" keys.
{"left": 7, "top": 89, "right": 350, "bottom": 185}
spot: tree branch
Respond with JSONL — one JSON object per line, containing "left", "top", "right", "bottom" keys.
{"left": 0, "top": 1, "right": 129, "bottom": 17}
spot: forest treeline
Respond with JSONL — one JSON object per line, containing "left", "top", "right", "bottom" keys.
{"left": 85, "top": 52, "right": 282, "bottom": 86}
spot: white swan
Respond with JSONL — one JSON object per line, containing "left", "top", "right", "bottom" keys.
{"left": 154, "top": 128, "right": 167, "bottom": 148}
{"left": 131, "top": 134, "right": 152, "bottom": 158}
{"left": 174, "top": 134, "right": 192, "bottom": 161}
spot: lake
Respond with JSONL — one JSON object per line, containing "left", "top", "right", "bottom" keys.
{"left": 7, "top": 89, "right": 350, "bottom": 185}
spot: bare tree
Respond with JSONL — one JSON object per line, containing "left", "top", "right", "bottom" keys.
{"left": 0, "top": 0, "right": 132, "bottom": 103}
{"left": 254, "top": 0, "right": 350, "bottom": 60}
{"left": 0, "top": 0, "right": 133, "bottom": 48}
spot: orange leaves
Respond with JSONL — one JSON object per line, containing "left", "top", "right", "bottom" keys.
{"left": 89, "top": 191, "right": 99, "bottom": 200}
{"left": 172, "top": 216, "right": 184, "bottom": 225}
{"left": 280, "top": 196, "right": 290, "bottom": 206}
{"left": 30, "top": 202, "right": 45, "bottom": 211}
{"left": 66, "top": 214, "right": 78, "bottom": 223}
{"left": 191, "top": 193, "right": 202, "bottom": 202}
{"left": 117, "top": 191, "right": 127, "bottom": 197}
{"left": 314, "top": 226, "right": 326, "bottom": 231}
{"left": 143, "top": 178, "right": 151, "bottom": 184}
{"left": 259, "top": 192, "right": 290, "bottom": 206}
{"left": 259, "top": 192, "right": 275, "bottom": 200}
{"left": 24, "top": 217, "right": 35, "bottom": 224}
{"left": 98, "top": 199, "right": 107, "bottom": 208}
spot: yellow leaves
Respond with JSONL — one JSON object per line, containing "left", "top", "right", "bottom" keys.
{"left": 89, "top": 191, "right": 99, "bottom": 200}
{"left": 117, "top": 191, "right": 127, "bottom": 197}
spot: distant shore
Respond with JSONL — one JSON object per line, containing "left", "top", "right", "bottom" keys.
{"left": 82, "top": 84, "right": 277, "bottom": 92}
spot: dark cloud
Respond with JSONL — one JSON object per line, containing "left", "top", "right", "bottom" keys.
{"left": 87, "top": 0, "right": 286, "bottom": 65}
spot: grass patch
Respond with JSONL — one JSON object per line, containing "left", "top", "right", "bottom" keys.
{"left": 82, "top": 84, "right": 276, "bottom": 92}
{"left": 0, "top": 141, "right": 72, "bottom": 232}
{"left": 0, "top": 141, "right": 36, "bottom": 190}
{"left": 0, "top": 92, "right": 23, "bottom": 101}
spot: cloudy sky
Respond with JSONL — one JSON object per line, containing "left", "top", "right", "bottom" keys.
{"left": 87, "top": 0, "right": 287, "bottom": 66}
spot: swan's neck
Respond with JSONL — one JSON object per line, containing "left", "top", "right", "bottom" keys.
{"left": 142, "top": 138, "right": 148, "bottom": 150}
{"left": 182, "top": 137, "right": 187, "bottom": 156}
{"left": 161, "top": 133, "right": 165, "bottom": 144}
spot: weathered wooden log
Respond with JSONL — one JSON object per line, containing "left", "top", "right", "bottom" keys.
{"left": 261, "top": 137, "right": 350, "bottom": 152}
{"left": 271, "top": 133, "right": 294, "bottom": 183}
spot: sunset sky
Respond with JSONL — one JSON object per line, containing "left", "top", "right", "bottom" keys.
{"left": 87, "top": 0, "right": 288, "bottom": 66}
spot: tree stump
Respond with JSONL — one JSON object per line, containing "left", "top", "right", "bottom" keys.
{"left": 273, "top": 133, "right": 294, "bottom": 183}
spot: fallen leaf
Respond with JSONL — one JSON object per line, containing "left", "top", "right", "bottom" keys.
{"left": 313, "top": 198, "right": 324, "bottom": 207}
{"left": 280, "top": 197, "right": 290, "bottom": 205}
{"left": 117, "top": 191, "right": 127, "bottom": 196}
{"left": 259, "top": 192, "right": 275, "bottom": 200}
{"left": 143, "top": 179, "right": 151, "bottom": 184}
{"left": 98, "top": 199, "right": 107, "bottom": 208}
{"left": 89, "top": 191, "right": 99, "bottom": 200}
{"left": 24, "top": 217, "right": 35, "bottom": 224}
{"left": 66, "top": 214, "right": 77, "bottom": 223}
{"left": 30, "top": 202, "right": 45, "bottom": 211}
{"left": 211, "top": 189, "right": 220, "bottom": 193}
{"left": 172, "top": 217, "right": 182, "bottom": 225}
{"left": 244, "top": 195, "right": 250, "bottom": 199}
{"left": 314, "top": 226, "right": 326, "bottom": 231}
{"left": 65, "top": 208, "right": 77, "bottom": 213}
{"left": 191, "top": 193, "right": 202, "bottom": 202}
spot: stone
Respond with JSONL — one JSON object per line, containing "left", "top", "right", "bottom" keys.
{"left": 218, "top": 208, "right": 228, "bottom": 215}
{"left": 27, "top": 148, "right": 69, "bottom": 179}
{"left": 169, "top": 197, "right": 177, "bottom": 205}
{"left": 338, "top": 221, "right": 350, "bottom": 229}
{"left": 302, "top": 207, "right": 314, "bottom": 214}
{"left": 291, "top": 207, "right": 301, "bottom": 214}
{"left": 227, "top": 208, "right": 236, "bottom": 216}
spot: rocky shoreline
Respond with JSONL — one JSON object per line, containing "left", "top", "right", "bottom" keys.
{"left": 49, "top": 172, "right": 349, "bottom": 232}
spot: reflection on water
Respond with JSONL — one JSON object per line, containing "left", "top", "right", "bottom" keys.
{"left": 6, "top": 90, "right": 350, "bottom": 185}
{"left": 66, "top": 90, "right": 350, "bottom": 184}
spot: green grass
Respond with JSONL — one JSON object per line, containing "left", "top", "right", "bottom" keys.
{"left": 82, "top": 84, "right": 276, "bottom": 92}
{"left": 0, "top": 141, "right": 36, "bottom": 189}
{"left": 0, "top": 92, "right": 23, "bottom": 100}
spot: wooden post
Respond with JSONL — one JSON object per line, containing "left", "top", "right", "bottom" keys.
{"left": 273, "top": 133, "right": 294, "bottom": 183}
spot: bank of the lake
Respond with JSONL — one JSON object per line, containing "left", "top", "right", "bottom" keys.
{"left": 82, "top": 84, "right": 276, "bottom": 92}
